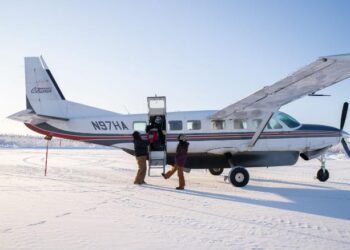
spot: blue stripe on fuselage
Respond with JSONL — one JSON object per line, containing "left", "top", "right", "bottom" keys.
{"left": 34, "top": 122, "right": 341, "bottom": 145}
{"left": 297, "top": 124, "right": 340, "bottom": 132}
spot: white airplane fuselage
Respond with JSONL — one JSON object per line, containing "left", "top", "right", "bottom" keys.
{"left": 25, "top": 108, "right": 344, "bottom": 169}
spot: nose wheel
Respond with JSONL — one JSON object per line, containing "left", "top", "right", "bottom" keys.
{"left": 317, "top": 169, "right": 329, "bottom": 182}
{"left": 317, "top": 155, "right": 329, "bottom": 182}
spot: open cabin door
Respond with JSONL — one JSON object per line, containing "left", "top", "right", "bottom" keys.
{"left": 147, "top": 96, "right": 167, "bottom": 176}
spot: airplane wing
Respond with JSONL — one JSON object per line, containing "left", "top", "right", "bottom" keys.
{"left": 211, "top": 54, "right": 350, "bottom": 120}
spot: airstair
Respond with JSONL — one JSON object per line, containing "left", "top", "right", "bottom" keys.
{"left": 147, "top": 96, "right": 167, "bottom": 176}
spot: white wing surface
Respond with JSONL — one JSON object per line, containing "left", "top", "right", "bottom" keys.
{"left": 212, "top": 54, "right": 350, "bottom": 119}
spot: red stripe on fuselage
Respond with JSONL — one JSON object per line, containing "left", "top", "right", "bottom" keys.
{"left": 25, "top": 123, "right": 132, "bottom": 141}
{"left": 25, "top": 123, "right": 339, "bottom": 143}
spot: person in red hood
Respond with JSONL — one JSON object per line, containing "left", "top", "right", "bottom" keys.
{"left": 162, "top": 134, "right": 189, "bottom": 190}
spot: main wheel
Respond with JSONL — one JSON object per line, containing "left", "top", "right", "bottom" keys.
{"left": 229, "top": 167, "right": 249, "bottom": 187}
{"left": 209, "top": 168, "right": 224, "bottom": 176}
{"left": 317, "top": 169, "right": 329, "bottom": 182}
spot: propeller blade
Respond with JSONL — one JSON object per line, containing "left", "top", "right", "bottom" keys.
{"left": 341, "top": 138, "right": 350, "bottom": 157}
{"left": 340, "top": 102, "right": 349, "bottom": 131}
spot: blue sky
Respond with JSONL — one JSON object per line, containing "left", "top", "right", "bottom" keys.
{"left": 1, "top": 0, "right": 350, "bottom": 134}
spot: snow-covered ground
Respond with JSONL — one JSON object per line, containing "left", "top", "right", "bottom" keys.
{"left": 1, "top": 149, "right": 350, "bottom": 250}
{"left": 0, "top": 134, "right": 107, "bottom": 149}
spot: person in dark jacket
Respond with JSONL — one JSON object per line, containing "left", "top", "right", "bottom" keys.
{"left": 132, "top": 131, "right": 148, "bottom": 185}
{"left": 146, "top": 116, "right": 166, "bottom": 151}
{"left": 162, "top": 134, "right": 189, "bottom": 190}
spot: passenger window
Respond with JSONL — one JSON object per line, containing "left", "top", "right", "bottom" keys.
{"left": 267, "top": 118, "right": 283, "bottom": 129}
{"left": 252, "top": 119, "right": 262, "bottom": 129}
{"left": 169, "top": 120, "right": 183, "bottom": 131}
{"left": 187, "top": 120, "right": 201, "bottom": 130}
{"left": 234, "top": 119, "right": 247, "bottom": 129}
{"left": 133, "top": 121, "right": 147, "bottom": 131}
{"left": 211, "top": 120, "right": 225, "bottom": 130}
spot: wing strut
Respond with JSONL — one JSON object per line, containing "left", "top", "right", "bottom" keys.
{"left": 248, "top": 112, "right": 274, "bottom": 148}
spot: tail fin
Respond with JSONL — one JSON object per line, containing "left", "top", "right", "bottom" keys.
{"left": 25, "top": 56, "right": 65, "bottom": 111}
{"left": 9, "top": 56, "right": 114, "bottom": 125}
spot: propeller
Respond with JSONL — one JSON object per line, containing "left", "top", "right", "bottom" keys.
{"left": 340, "top": 102, "right": 348, "bottom": 130}
{"left": 340, "top": 102, "right": 350, "bottom": 157}
{"left": 341, "top": 138, "right": 350, "bottom": 156}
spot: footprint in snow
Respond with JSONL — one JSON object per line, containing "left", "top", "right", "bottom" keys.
{"left": 27, "top": 220, "right": 46, "bottom": 227}
{"left": 84, "top": 207, "right": 97, "bottom": 212}
{"left": 97, "top": 201, "right": 108, "bottom": 205}
{"left": 55, "top": 212, "right": 72, "bottom": 218}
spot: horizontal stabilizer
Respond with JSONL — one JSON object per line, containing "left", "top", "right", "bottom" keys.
{"left": 8, "top": 109, "right": 69, "bottom": 125}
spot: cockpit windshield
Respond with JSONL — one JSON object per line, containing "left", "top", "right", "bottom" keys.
{"left": 276, "top": 112, "right": 300, "bottom": 128}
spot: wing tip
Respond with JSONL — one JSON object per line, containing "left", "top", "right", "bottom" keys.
{"left": 321, "top": 53, "right": 350, "bottom": 61}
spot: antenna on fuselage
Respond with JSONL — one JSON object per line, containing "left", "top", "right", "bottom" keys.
{"left": 123, "top": 105, "right": 130, "bottom": 115}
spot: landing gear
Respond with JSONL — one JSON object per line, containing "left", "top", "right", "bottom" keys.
{"left": 317, "top": 169, "right": 329, "bottom": 182}
{"left": 317, "top": 155, "right": 329, "bottom": 182}
{"left": 209, "top": 168, "right": 224, "bottom": 176}
{"left": 228, "top": 167, "right": 250, "bottom": 187}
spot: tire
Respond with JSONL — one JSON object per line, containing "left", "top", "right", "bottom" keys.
{"left": 229, "top": 167, "right": 249, "bottom": 187}
{"left": 317, "top": 169, "right": 329, "bottom": 182}
{"left": 209, "top": 168, "right": 224, "bottom": 176}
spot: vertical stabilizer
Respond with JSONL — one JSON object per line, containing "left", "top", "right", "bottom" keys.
{"left": 25, "top": 57, "right": 65, "bottom": 112}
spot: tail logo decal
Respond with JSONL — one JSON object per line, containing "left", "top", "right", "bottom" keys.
{"left": 31, "top": 87, "right": 52, "bottom": 94}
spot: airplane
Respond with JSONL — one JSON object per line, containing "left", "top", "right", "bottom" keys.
{"left": 8, "top": 54, "right": 350, "bottom": 187}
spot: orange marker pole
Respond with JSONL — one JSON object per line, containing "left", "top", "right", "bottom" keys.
{"left": 45, "top": 140, "right": 49, "bottom": 176}
{"left": 44, "top": 135, "right": 52, "bottom": 176}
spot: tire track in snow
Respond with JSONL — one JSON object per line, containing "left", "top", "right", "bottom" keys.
{"left": 115, "top": 186, "right": 350, "bottom": 247}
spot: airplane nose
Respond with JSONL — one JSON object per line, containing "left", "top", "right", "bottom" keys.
{"left": 342, "top": 130, "right": 350, "bottom": 139}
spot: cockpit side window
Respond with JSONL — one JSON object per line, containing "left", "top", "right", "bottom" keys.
{"left": 277, "top": 112, "right": 300, "bottom": 128}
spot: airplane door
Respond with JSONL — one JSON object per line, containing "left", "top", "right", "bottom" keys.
{"left": 148, "top": 96, "right": 166, "bottom": 117}
{"left": 147, "top": 96, "right": 167, "bottom": 176}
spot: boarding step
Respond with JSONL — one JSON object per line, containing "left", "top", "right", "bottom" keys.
{"left": 148, "top": 151, "right": 166, "bottom": 176}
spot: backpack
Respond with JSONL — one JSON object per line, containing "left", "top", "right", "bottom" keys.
{"left": 147, "top": 129, "right": 159, "bottom": 143}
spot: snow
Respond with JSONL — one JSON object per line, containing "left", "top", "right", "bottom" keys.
{"left": 0, "top": 134, "right": 107, "bottom": 149}
{"left": 1, "top": 149, "right": 350, "bottom": 249}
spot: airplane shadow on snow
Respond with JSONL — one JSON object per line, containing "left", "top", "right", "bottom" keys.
{"left": 144, "top": 180, "right": 350, "bottom": 220}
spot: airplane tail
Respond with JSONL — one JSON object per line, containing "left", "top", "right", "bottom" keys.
{"left": 25, "top": 56, "right": 65, "bottom": 111}
{"left": 8, "top": 57, "right": 70, "bottom": 124}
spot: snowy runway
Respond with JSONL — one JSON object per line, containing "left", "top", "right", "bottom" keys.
{"left": 1, "top": 149, "right": 350, "bottom": 249}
